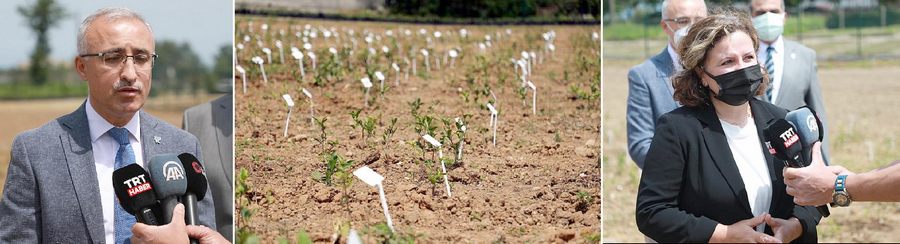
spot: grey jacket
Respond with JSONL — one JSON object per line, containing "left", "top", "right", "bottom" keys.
{"left": 0, "top": 102, "right": 216, "bottom": 243}
{"left": 183, "top": 94, "right": 233, "bottom": 242}
{"left": 627, "top": 48, "right": 681, "bottom": 168}
{"left": 772, "top": 40, "right": 830, "bottom": 163}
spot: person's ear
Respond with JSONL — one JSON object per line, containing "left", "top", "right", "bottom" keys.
{"left": 75, "top": 56, "right": 88, "bottom": 81}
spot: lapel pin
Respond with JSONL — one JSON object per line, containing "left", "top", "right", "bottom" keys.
{"left": 154, "top": 136, "right": 161, "bottom": 144}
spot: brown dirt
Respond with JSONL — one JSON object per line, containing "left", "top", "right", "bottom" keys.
{"left": 234, "top": 17, "right": 600, "bottom": 242}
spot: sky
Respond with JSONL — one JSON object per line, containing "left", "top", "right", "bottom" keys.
{"left": 0, "top": 0, "right": 233, "bottom": 68}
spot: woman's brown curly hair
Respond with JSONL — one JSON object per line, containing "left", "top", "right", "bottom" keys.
{"left": 672, "top": 8, "right": 769, "bottom": 107}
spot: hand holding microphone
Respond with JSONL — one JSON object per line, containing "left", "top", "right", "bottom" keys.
{"left": 763, "top": 108, "right": 830, "bottom": 217}
{"left": 130, "top": 203, "right": 231, "bottom": 244}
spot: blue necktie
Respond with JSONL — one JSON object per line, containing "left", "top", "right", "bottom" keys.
{"left": 765, "top": 46, "right": 775, "bottom": 102}
{"left": 109, "top": 127, "right": 136, "bottom": 244}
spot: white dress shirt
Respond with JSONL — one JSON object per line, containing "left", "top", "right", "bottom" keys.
{"left": 720, "top": 116, "right": 772, "bottom": 233}
{"left": 758, "top": 36, "right": 784, "bottom": 103}
{"left": 86, "top": 99, "right": 144, "bottom": 244}
{"left": 667, "top": 43, "right": 683, "bottom": 73}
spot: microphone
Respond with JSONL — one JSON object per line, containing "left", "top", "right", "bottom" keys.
{"left": 764, "top": 118, "right": 830, "bottom": 217}
{"left": 785, "top": 107, "right": 824, "bottom": 166}
{"left": 763, "top": 118, "right": 804, "bottom": 168}
{"left": 147, "top": 154, "right": 188, "bottom": 224}
{"left": 178, "top": 153, "right": 207, "bottom": 227}
{"left": 112, "top": 164, "right": 159, "bottom": 225}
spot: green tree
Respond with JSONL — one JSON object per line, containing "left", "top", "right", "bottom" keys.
{"left": 18, "top": 0, "right": 67, "bottom": 86}
{"left": 151, "top": 40, "right": 208, "bottom": 95}
{"left": 211, "top": 44, "right": 233, "bottom": 92}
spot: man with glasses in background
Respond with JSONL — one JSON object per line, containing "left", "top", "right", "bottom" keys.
{"left": 0, "top": 7, "right": 215, "bottom": 243}
{"left": 627, "top": 0, "right": 708, "bottom": 169}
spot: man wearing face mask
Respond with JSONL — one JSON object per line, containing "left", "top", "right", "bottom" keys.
{"left": 751, "top": 0, "right": 831, "bottom": 163}
{"left": 627, "top": 0, "right": 708, "bottom": 168}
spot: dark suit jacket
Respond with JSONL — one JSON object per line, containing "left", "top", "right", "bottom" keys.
{"left": 183, "top": 94, "right": 233, "bottom": 241}
{"left": 0, "top": 103, "right": 216, "bottom": 243}
{"left": 635, "top": 99, "right": 820, "bottom": 243}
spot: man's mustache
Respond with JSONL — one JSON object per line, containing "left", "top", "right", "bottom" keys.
{"left": 113, "top": 80, "right": 144, "bottom": 92}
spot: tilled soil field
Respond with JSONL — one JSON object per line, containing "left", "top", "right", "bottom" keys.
{"left": 234, "top": 16, "right": 600, "bottom": 243}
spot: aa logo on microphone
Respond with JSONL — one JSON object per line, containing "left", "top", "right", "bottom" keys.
{"left": 806, "top": 114, "right": 818, "bottom": 133}
{"left": 163, "top": 160, "right": 186, "bottom": 181}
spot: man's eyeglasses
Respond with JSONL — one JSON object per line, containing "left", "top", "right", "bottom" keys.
{"left": 79, "top": 52, "right": 158, "bottom": 69}
{"left": 663, "top": 16, "right": 702, "bottom": 29}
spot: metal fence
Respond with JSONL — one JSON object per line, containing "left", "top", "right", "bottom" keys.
{"left": 603, "top": 4, "right": 900, "bottom": 61}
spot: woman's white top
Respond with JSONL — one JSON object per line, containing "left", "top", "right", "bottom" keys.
{"left": 720, "top": 116, "right": 772, "bottom": 233}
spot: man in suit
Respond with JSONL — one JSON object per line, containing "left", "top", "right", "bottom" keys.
{"left": 751, "top": 0, "right": 830, "bottom": 162}
{"left": 0, "top": 7, "right": 215, "bottom": 243}
{"left": 627, "top": 0, "right": 707, "bottom": 168}
{"left": 183, "top": 94, "right": 233, "bottom": 241}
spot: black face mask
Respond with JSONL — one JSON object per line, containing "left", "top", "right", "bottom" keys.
{"left": 703, "top": 64, "right": 763, "bottom": 106}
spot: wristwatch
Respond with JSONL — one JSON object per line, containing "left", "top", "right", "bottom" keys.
{"left": 831, "top": 174, "right": 852, "bottom": 207}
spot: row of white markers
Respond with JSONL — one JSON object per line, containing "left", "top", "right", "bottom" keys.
{"left": 234, "top": 24, "right": 590, "bottom": 234}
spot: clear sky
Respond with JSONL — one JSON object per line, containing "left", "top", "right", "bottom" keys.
{"left": 0, "top": 0, "right": 233, "bottom": 68}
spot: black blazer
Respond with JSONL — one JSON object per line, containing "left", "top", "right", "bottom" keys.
{"left": 635, "top": 99, "right": 820, "bottom": 243}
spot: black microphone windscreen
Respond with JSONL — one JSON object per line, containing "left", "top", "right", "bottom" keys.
{"left": 112, "top": 164, "right": 158, "bottom": 215}
{"left": 147, "top": 154, "right": 188, "bottom": 199}
{"left": 763, "top": 118, "right": 804, "bottom": 167}
{"left": 178, "top": 153, "right": 208, "bottom": 200}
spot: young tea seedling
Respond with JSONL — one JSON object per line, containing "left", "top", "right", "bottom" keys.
{"left": 422, "top": 134, "right": 451, "bottom": 197}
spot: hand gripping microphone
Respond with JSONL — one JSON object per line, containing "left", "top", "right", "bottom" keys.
{"left": 785, "top": 107, "right": 825, "bottom": 166}
{"left": 147, "top": 154, "right": 188, "bottom": 224}
{"left": 112, "top": 164, "right": 160, "bottom": 225}
{"left": 177, "top": 153, "right": 208, "bottom": 227}
{"left": 764, "top": 118, "right": 830, "bottom": 217}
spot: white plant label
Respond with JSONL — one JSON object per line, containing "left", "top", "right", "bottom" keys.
{"left": 422, "top": 134, "right": 442, "bottom": 148}
{"left": 307, "top": 52, "right": 317, "bottom": 70}
{"left": 353, "top": 166, "right": 384, "bottom": 186}
{"left": 361, "top": 77, "right": 373, "bottom": 88}
{"left": 302, "top": 88, "right": 314, "bottom": 124}
{"left": 283, "top": 94, "right": 295, "bottom": 107}
{"left": 252, "top": 56, "right": 268, "bottom": 84}
{"left": 262, "top": 48, "right": 272, "bottom": 64}
{"left": 236, "top": 65, "right": 246, "bottom": 94}
{"left": 487, "top": 103, "right": 498, "bottom": 146}
{"left": 301, "top": 88, "right": 312, "bottom": 99}
{"left": 293, "top": 51, "right": 305, "bottom": 78}
{"left": 283, "top": 94, "right": 294, "bottom": 137}
{"left": 276, "top": 40, "right": 284, "bottom": 64}
{"left": 527, "top": 81, "right": 537, "bottom": 115}
{"left": 361, "top": 77, "right": 372, "bottom": 107}
{"left": 352, "top": 166, "right": 394, "bottom": 232}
